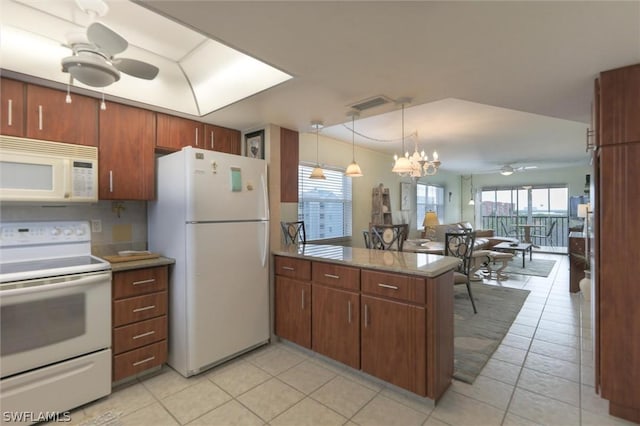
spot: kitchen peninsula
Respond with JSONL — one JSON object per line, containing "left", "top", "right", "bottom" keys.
{"left": 272, "top": 244, "right": 460, "bottom": 402}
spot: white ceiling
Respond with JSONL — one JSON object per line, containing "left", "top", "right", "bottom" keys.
{"left": 3, "top": 1, "right": 639, "bottom": 175}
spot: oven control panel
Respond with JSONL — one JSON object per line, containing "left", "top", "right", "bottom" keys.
{"left": 0, "top": 221, "right": 91, "bottom": 247}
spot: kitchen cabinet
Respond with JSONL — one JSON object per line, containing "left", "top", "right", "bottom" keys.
{"left": 311, "top": 262, "right": 360, "bottom": 369}
{"left": 595, "top": 63, "right": 640, "bottom": 423}
{"left": 99, "top": 102, "right": 156, "bottom": 200}
{"left": 598, "top": 64, "right": 640, "bottom": 146}
{"left": 156, "top": 113, "right": 204, "bottom": 152}
{"left": 274, "top": 256, "right": 311, "bottom": 349}
{"left": 204, "top": 124, "right": 241, "bottom": 154}
{"left": 280, "top": 127, "right": 299, "bottom": 202}
{"left": 26, "top": 83, "right": 98, "bottom": 146}
{"left": 0, "top": 78, "right": 25, "bottom": 136}
{"left": 360, "top": 270, "right": 426, "bottom": 395}
{"left": 112, "top": 265, "right": 168, "bottom": 382}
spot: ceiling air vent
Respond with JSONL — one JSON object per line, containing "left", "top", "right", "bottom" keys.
{"left": 349, "top": 95, "right": 393, "bottom": 112}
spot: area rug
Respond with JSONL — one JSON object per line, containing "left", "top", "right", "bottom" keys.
{"left": 454, "top": 283, "right": 530, "bottom": 384}
{"left": 502, "top": 258, "right": 556, "bottom": 277}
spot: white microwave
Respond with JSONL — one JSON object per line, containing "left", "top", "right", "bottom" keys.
{"left": 0, "top": 136, "right": 98, "bottom": 203}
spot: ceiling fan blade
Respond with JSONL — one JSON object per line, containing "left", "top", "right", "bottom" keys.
{"left": 113, "top": 58, "right": 159, "bottom": 80}
{"left": 87, "top": 22, "right": 127, "bottom": 56}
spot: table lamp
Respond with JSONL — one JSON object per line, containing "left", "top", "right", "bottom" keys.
{"left": 423, "top": 211, "right": 439, "bottom": 240}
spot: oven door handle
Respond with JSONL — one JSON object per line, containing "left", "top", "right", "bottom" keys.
{"left": 0, "top": 273, "right": 109, "bottom": 297}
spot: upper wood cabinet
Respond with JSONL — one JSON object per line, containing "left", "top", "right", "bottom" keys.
{"left": 156, "top": 113, "right": 204, "bottom": 152}
{"left": 26, "top": 84, "right": 98, "bottom": 146}
{"left": 599, "top": 64, "right": 640, "bottom": 146}
{"left": 99, "top": 102, "right": 156, "bottom": 200}
{"left": 0, "top": 78, "right": 25, "bottom": 137}
{"left": 280, "top": 127, "right": 299, "bottom": 203}
{"left": 204, "top": 124, "right": 241, "bottom": 155}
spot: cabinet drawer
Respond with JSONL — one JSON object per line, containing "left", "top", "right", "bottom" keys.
{"left": 275, "top": 256, "right": 311, "bottom": 280}
{"left": 312, "top": 262, "right": 360, "bottom": 291}
{"left": 113, "top": 316, "right": 167, "bottom": 355}
{"left": 569, "top": 237, "right": 585, "bottom": 255}
{"left": 113, "top": 266, "right": 168, "bottom": 299}
{"left": 113, "top": 291, "right": 167, "bottom": 327}
{"left": 361, "top": 270, "right": 425, "bottom": 304}
{"left": 113, "top": 340, "right": 167, "bottom": 381}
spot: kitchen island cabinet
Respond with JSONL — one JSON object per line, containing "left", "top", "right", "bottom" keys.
{"left": 26, "top": 83, "right": 98, "bottom": 146}
{"left": 273, "top": 244, "right": 458, "bottom": 402}
{"left": 0, "top": 78, "right": 25, "bottom": 137}
{"left": 99, "top": 102, "right": 156, "bottom": 200}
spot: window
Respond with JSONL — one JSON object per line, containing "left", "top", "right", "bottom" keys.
{"left": 298, "top": 165, "right": 352, "bottom": 241}
{"left": 416, "top": 183, "right": 444, "bottom": 228}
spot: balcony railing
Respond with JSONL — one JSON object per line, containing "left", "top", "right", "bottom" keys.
{"left": 481, "top": 215, "right": 570, "bottom": 249}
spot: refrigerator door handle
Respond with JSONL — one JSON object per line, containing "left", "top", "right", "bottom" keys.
{"left": 260, "top": 221, "right": 268, "bottom": 268}
{"left": 261, "top": 174, "right": 270, "bottom": 221}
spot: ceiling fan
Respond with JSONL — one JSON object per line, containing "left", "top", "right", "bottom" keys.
{"left": 499, "top": 164, "right": 537, "bottom": 176}
{"left": 61, "top": 0, "right": 159, "bottom": 88}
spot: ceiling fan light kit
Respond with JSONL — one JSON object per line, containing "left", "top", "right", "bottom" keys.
{"left": 61, "top": 53, "right": 120, "bottom": 87}
{"left": 500, "top": 165, "right": 515, "bottom": 176}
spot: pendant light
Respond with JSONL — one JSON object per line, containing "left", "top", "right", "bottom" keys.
{"left": 392, "top": 98, "right": 413, "bottom": 175}
{"left": 468, "top": 175, "right": 475, "bottom": 205}
{"left": 309, "top": 121, "right": 326, "bottom": 180}
{"left": 345, "top": 111, "right": 363, "bottom": 177}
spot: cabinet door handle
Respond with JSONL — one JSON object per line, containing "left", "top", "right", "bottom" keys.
{"left": 378, "top": 283, "right": 399, "bottom": 290}
{"left": 133, "top": 305, "right": 156, "bottom": 313}
{"left": 38, "top": 105, "right": 43, "bottom": 130}
{"left": 132, "top": 330, "right": 156, "bottom": 340}
{"left": 132, "top": 356, "right": 155, "bottom": 367}
{"left": 364, "top": 304, "right": 369, "bottom": 328}
{"left": 347, "top": 300, "right": 352, "bottom": 324}
{"left": 210, "top": 131, "right": 214, "bottom": 149}
{"left": 7, "top": 99, "right": 12, "bottom": 126}
{"left": 324, "top": 273, "right": 340, "bottom": 279}
{"left": 195, "top": 127, "right": 199, "bottom": 146}
{"left": 282, "top": 266, "right": 295, "bottom": 271}
{"left": 109, "top": 171, "right": 113, "bottom": 192}
{"left": 132, "top": 278, "right": 156, "bottom": 286}
{"left": 301, "top": 289, "right": 305, "bottom": 310}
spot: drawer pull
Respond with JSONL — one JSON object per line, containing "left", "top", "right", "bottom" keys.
{"left": 132, "top": 356, "right": 156, "bottom": 367}
{"left": 378, "top": 283, "right": 399, "bottom": 290}
{"left": 324, "top": 273, "right": 340, "bottom": 279}
{"left": 7, "top": 99, "right": 12, "bottom": 126}
{"left": 133, "top": 305, "right": 156, "bottom": 313}
{"left": 132, "top": 330, "right": 156, "bottom": 340}
{"left": 38, "top": 105, "right": 43, "bottom": 130}
{"left": 282, "top": 266, "right": 295, "bottom": 271}
{"left": 132, "top": 278, "right": 156, "bottom": 286}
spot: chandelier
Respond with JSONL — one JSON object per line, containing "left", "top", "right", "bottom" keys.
{"left": 392, "top": 99, "right": 441, "bottom": 177}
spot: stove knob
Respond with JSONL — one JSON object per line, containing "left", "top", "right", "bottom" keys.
{"left": 51, "top": 228, "right": 61, "bottom": 236}
{"left": 63, "top": 228, "right": 73, "bottom": 236}
{"left": 75, "top": 227, "right": 86, "bottom": 236}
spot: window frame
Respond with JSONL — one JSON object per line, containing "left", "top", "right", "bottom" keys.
{"left": 416, "top": 183, "right": 445, "bottom": 229}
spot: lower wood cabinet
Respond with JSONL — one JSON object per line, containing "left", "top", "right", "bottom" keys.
{"left": 274, "top": 276, "right": 311, "bottom": 349}
{"left": 112, "top": 265, "right": 168, "bottom": 382}
{"left": 361, "top": 295, "right": 426, "bottom": 395}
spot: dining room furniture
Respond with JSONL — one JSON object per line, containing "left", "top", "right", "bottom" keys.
{"left": 445, "top": 230, "right": 477, "bottom": 313}
{"left": 403, "top": 239, "right": 445, "bottom": 254}
{"left": 516, "top": 224, "right": 544, "bottom": 246}
{"left": 531, "top": 220, "right": 557, "bottom": 247}
{"left": 281, "top": 221, "right": 306, "bottom": 244}
{"left": 369, "top": 223, "right": 408, "bottom": 251}
{"left": 492, "top": 241, "right": 533, "bottom": 268}
{"left": 568, "top": 231, "right": 587, "bottom": 293}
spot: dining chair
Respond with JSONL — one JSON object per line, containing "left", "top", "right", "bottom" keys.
{"left": 445, "top": 229, "right": 478, "bottom": 314}
{"left": 500, "top": 221, "right": 519, "bottom": 238}
{"left": 280, "top": 221, "right": 306, "bottom": 244}
{"left": 369, "top": 224, "right": 408, "bottom": 251}
{"left": 362, "top": 230, "right": 371, "bottom": 248}
{"left": 531, "top": 220, "right": 557, "bottom": 247}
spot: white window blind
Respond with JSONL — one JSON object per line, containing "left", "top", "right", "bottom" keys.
{"left": 416, "top": 183, "right": 444, "bottom": 228}
{"left": 298, "top": 165, "right": 352, "bottom": 241}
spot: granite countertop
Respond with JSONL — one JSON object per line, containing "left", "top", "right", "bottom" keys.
{"left": 273, "top": 243, "right": 460, "bottom": 278}
{"left": 106, "top": 256, "right": 175, "bottom": 272}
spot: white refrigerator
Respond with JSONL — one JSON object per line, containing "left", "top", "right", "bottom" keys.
{"left": 148, "top": 147, "right": 270, "bottom": 377}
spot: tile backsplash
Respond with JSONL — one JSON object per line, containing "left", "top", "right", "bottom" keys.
{"left": 0, "top": 200, "right": 148, "bottom": 256}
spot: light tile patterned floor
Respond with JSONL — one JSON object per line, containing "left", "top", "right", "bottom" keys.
{"left": 62, "top": 253, "right": 637, "bottom": 426}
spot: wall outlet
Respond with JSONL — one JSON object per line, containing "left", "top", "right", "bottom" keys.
{"left": 91, "top": 219, "right": 102, "bottom": 233}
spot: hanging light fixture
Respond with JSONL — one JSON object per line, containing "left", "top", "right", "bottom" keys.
{"left": 468, "top": 175, "right": 475, "bottom": 205}
{"left": 406, "top": 135, "right": 441, "bottom": 178}
{"left": 309, "top": 121, "right": 326, "bottom": 180}
{"left": 345, "top": 111, "right": 363, "bottom": 177}
{"left": 392, "top": 99, "right": 413, "bottom": 175}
